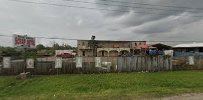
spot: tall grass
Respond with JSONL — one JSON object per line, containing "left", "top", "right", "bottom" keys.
{"left": 0, "top": 71, "right": 203, "bottom": 100}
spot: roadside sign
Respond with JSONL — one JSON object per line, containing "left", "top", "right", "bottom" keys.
{"left": 13, "top": 34, "right": 35, "bottom": 48}
{"left": 55, "top": 57, "right": 62, "bottom": 68}
{"left": 76, "top": 57, "right": 82, "bottom": 68}
{"left": 3, "top": 57, "right": 11, "bottom": 68}
{"left": 26, "top": 59, "right": 34, "bottom": 68}
{"left": 95, "top": 57, "right": 101, "bottom": 67}
{"left": 188, "top": 56, "right": 195, "bottom": 65}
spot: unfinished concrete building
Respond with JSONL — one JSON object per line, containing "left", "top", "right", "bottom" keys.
{"left": 77, "top": 40, "right": 146, "bottom": 57}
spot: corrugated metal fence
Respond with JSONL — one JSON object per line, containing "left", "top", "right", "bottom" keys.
{"left": 0, "top": 56, "right": 172, "bottom": 75}
{"left": 173, "top": 55, "right": 203, "bottom": 70}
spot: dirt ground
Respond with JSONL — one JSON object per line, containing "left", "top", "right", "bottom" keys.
{"left": 156, "top": 93, "right": 203, "bottom": 100}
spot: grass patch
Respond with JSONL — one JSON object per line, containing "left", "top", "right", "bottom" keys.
{"left": 0, "top": 70, "right": 203, "bottom": 100}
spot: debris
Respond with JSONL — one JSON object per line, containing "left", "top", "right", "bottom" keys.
{"left": 16, "top": 72, "right": 31, "bottom": 80}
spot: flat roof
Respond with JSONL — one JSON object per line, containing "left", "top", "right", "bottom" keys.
{"left": 174, "top": 43, "right": 203, "bottom": 48}
{"left": 77, "top": 40, "right": 146, "bottom": 42}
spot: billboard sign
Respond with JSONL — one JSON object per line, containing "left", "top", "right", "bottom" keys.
{"left": 13, "top": 34, "right": 35, "bottom": 48}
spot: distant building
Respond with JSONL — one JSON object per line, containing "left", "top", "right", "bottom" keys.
{"left": 173, "top": 43, "right": 203, "bottom": 57}
{"left": 77, "top": 40, "right": 146, "bottom": 57}
{"left": 37, "top": 50, "right": 53, "bottom": 57}
{"left": 136, "top": 43, "right": 172, "bottom": 55}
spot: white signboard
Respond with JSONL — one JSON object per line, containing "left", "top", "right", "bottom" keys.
{"left": 188, "top": 56, "right": 195, "bottom": 65}
{"left": 3, "top": 57, "right": 11, "bottom": 68}
{"left": 13, "top": 34, "right": 35, "bottom": 48}
{"left": 95, "top": 57, "right": 101, "bottom": 67}
{"left": 26, "top": 59, "right": 34, "bottom": 68}
{"left": 55, "top": 57, "right": 62, "bottom": 68}
{"left": 164, "top": 50, "right": 174, "bottom": 56}
{"left": 76, "top": 57, "right": 83, "bottom": 68}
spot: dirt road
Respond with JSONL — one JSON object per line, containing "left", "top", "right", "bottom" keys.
{"left": 157, "top": 93, "right": 203, "bottom": 100}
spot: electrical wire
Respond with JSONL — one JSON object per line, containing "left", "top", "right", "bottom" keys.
{"left": 5, "top": 0, "right": 203, "bottom": 18}
{"left": 63, "top": 0, "right": 200, "bottom": 13}
{"left": 0, "top": 34, "right": 203, "bottom": 43}
{"left": 96, "top": 0, "right": 203, "bottom": 10}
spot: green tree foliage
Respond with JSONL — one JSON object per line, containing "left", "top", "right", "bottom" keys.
{"left": 36, "top": 44, "right": 45, "bottom": 50}
{"left": 0, "top": 47, "right": 20, "bottom": 57}
{"left": 0, "top": 42, "right": 75, "bottom": 59}
{"left": 52, "top": 43, "right": 75, "bottom": 50}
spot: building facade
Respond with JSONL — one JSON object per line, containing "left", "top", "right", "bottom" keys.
{"left": 77, "top": 40, "right": 146, "bottom": 57}
{"left": 173, "top": 43, "right": 203, "bottom": 57}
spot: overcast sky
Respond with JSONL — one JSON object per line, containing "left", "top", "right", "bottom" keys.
{"left": 0, "top": 0, "right": 203, "bottom": 47}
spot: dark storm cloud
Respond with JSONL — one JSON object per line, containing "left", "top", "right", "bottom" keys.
{"left": 96, "top": 0, "right": 203, "bottom": 34}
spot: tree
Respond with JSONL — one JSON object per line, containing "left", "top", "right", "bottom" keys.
{"left": 36, "top": 44, "right": 45, "bottom": 50}
{"left": 52, "top": 43, "right": 60, "bottom": 50}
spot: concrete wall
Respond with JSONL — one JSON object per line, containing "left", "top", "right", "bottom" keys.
{"left": 130, "top": 41, "right": 146, "bottom": 48}
{"left": 77, "top": 49, "right": 94, "bottom": 57}
{"left": 97, "top": 41, "right": 130, "bottom": 48}
{"left": 77, "top": 40, "right": 146, "bottom": 57}
{"left": 77, "top": 40, "right": 90, "bottom": 49}
{"left": 77, "top": 40, "right": 93, "bottom": 57}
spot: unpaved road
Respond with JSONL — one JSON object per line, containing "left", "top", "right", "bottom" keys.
{"left": 157, "top": 93, "right": 203, "bottom": 100}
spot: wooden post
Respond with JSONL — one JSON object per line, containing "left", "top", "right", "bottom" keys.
{"left": 23, "top": 47, "right": 27, "bottom": 73}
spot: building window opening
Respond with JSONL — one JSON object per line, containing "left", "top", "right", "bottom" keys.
{"left": 121, "top": 51, "right": 125, "bottom": 55}
{"left": 82, "top": 51, "right": 85, "bottom": 56}
{"left": 135, "top": 43, "right": 137, "bottom": 46}
{"left": 82, "top": 42, "right": 85, "bottom": 46}
{"left": 102, "top": 51, "right": 105, "bottom": 57}
{"left": 199, "top": 48, "right": 203, "bottom": 52}
{"left": 186, "top": 48, "right": 195, "bottom": 53}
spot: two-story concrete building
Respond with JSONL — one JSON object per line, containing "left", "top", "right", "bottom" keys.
{"left": 77, "top": 40, "right": 146, "bottom": 57}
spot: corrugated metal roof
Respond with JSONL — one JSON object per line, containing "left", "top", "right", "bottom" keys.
{"left": 137, "top": 44, "right": 155, "bottom": 49}
{"left": 174, "top": 43, "right": 203, "bottom": 48}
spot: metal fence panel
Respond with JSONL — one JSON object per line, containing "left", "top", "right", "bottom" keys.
{"left": 0, "top": 56, "right": 173, "bottom": 75}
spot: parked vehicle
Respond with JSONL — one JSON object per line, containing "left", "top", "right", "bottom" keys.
{"left": 148, "top": 47, "right": 158, "bottom": 55}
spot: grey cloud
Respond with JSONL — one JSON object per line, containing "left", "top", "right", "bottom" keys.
{"left": 0, "top": 0, "right": 203, "bottom": 47}
{"left": 96, "top": 0, "right": 203, "bottom": 28}
{"left": 133, "top": 12, "right": 201, "bottom": 34}
{"left": 95, "top": 0, "right": 203, "bottom": 42}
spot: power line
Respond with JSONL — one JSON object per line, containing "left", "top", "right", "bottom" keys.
{"left": 0, "top": 35, "right": 12, "bottom": 37}
{"left": 97, "top": 0, "right": 203, "bottom": 11}
{"left": 6, "top": 0, "right": 203, "bottom": 18}
{"left": 0, "top": 34, "right": 81, "bottom": 40}
{"left": 63, "top": 0, "right": 199, "bottom": 13}
{"left": 1, "top": 34, "right": 203, "bottom": 43}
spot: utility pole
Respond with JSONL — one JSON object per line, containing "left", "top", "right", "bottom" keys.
{"left": 89, "top": 36, "right": 97, "bottom": 57}
{"left": 23, "top": 35, "right": 28, "bottom": 73}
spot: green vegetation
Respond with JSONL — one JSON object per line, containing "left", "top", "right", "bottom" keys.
{"left": 0, "top": 71, "right": 203, "bottom": 100}
{"left": 0, "top": 43, "right": 76, "bottom": 60}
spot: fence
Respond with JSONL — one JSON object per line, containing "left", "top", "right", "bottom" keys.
{"left": 174, "top": 52, "right": 203, "bottom": 57}
{"left": 173, "top": 55, "right": 203, "bottom": 70}
{"left": 0, "top": 56, "right": 172, "bottom": 75}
